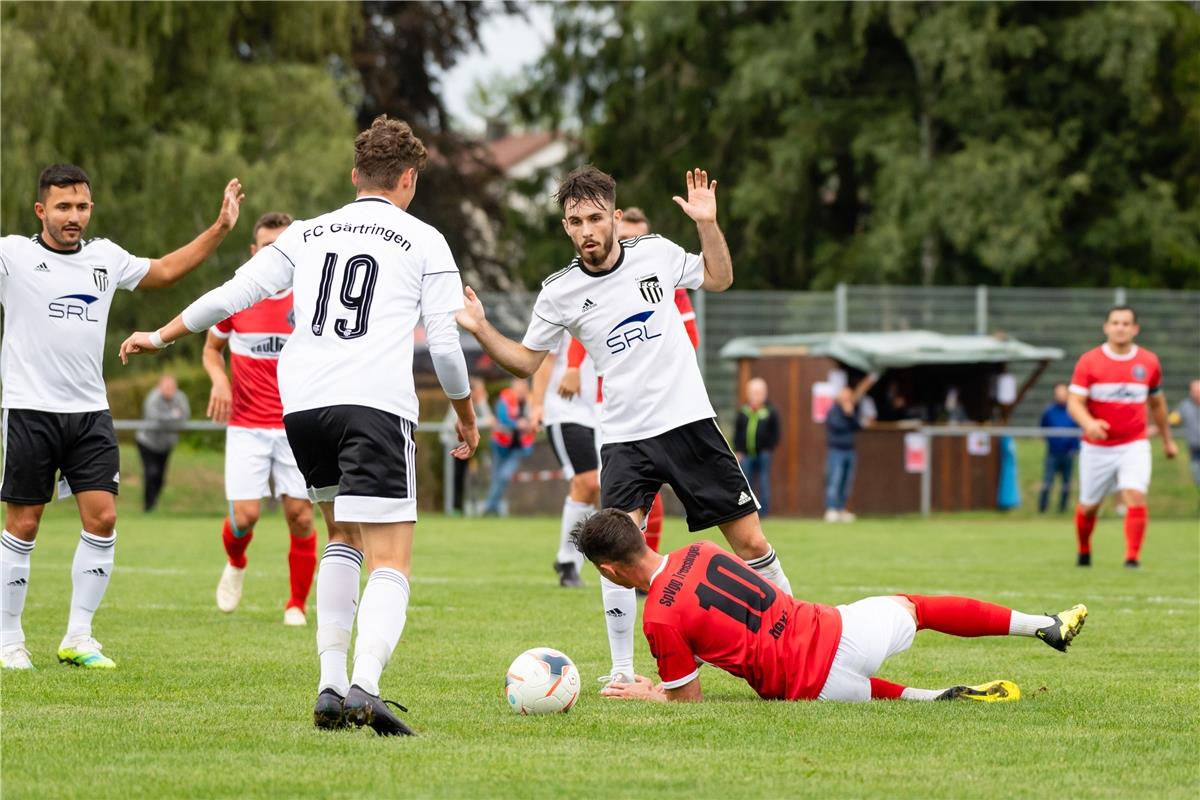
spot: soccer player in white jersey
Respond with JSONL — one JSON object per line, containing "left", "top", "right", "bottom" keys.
{"left": 530, "top": 333, "right": 601, "bottom": 588}
{"left": 0, "top": 163, "right": 243, "bottom": 670}
{"left": 119, "top": 117, "right": 479, "bottom": 736}
{"left": 203, "top": 212, "right": 319, "bottom": 625}
{"left": 457, "top": 165, "right": 793, "bottom": 685}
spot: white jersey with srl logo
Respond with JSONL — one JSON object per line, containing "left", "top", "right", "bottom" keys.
{"left": 215, "top": 196, "right": 463, "bottom": 422}
{"left": 542, "top": 333, "right": 599, "bottom": 428}
{"left": 0, "top": 234, "right": 150, "bottom": 412}
{"left": 521, "top": 234, "right": 713, "bottom": 444}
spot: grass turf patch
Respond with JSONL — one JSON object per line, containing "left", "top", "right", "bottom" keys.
{"left": 2, "top": 505, "right": 1197, "bottom": 798}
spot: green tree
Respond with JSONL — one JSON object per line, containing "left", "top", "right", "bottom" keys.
{"left": 510, "top": 1, "right": 1200, "bottom": 289}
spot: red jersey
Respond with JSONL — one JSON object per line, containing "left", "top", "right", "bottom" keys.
{"left": 1069, "top": 344, "right": 1162, "bottom": 446}
{"left": 643, "top": 542, "right": 842, "bottom": 701}
{"left": 212, "top": 291, "right": 294, "bottom": 428}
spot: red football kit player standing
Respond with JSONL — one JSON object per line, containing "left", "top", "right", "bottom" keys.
{"left": 572, "top": 510, "right": 1088, "bottom": 704}
{"left": 1068, "top": 306, "right": 1177, "bottom": 568}
{"left": 202, "top": 213, "right": 318, "bottom": 625}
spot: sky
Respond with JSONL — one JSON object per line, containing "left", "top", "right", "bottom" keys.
{"left": 438, "top": 3, "right": 554, "bottom": 133}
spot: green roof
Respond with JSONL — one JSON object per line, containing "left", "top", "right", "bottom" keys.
{"left": 718, "top": 331, "right": 1063, "bottom": 372}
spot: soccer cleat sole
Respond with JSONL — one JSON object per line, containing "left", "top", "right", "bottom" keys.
{"left": 937, "top": 680, "right": 1021, "bottom": 702}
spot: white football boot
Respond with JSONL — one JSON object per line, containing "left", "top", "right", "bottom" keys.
{"left": 0, "top": 643, "right": 34, "bottom": 670}
{"left": 216, "top": 563, "right": 245, "bottom": 612}
{"left": 283, "top": 606, "right": 307, "bottom": 626}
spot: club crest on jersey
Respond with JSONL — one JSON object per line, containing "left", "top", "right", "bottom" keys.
{"left": 1132, "top": 364, "right": 1146, "bottom": 380}
{"left": 607, "top": 309, "right": 662, "bottom": 355}
{"left": 637, "top": 274, "right": 664, "bottom": 304}
{"left": 92, "top": 267, "right": 109, "bottom": 292}
{"left": 287, "top": 309, "right": 296, "bottom": 329}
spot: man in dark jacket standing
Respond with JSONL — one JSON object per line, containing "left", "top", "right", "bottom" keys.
{"left": 824, "top": 373, "right": 878, "bottom": 522}
{"left": 734, "top": 378, "right": 781, "bottom": 517}
{"left": 1038, "top": 383, "right": 1081, "bottom": 513}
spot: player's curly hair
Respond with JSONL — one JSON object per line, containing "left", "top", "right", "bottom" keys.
{"left": 354, "top": 115, "right": 428, "bottom": 191}
{"left": 570, "top": 508, "right": 646, "bottom": 565}
{"left": 556, "top": 165, "right": 616, "bottom": 212}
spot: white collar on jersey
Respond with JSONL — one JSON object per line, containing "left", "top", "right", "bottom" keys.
{"left": 648, "top": 554, "right": 669, "bottom": 587}
{"left": 1102, "top": 343, "right": 1139, "bottom": 361}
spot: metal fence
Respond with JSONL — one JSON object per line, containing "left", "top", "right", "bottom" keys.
{"left": 703, "top": 285, "right": 1200, "bottom": 425}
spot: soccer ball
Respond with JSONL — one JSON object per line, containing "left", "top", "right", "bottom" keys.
{"left": 504, "top": 647, "right": 581, "bottom": 715}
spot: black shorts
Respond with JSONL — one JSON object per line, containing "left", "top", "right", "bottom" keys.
{"left": 1, "top": 409, "right": 120, "bottom": 504}
{"left": 600, "top": 418, "right": 759, "bottom": 532}
{"left": 546, "top": 422, "right": 598, "bottom": 478}
{"left": 284, "top": 405, "right": 417, "bottom": 523}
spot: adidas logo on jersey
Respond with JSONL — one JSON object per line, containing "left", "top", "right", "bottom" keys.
{"left": 34, "top": 262, "right": 49, "bottom": 272}
{"left": 738, "top": 491, "right": 753, "bottom": 506}
{"left": 84, "top": 567, "right": 109, "bottom": 577}
{"left": 581, "top": 298, "right": 598, "bottom": 314}
{"left": 605, "top": 607, "right": 626, "bottom": 618}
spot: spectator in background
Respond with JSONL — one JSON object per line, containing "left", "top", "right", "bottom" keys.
{"left": 734, "top": 377, "right": 780, "bottom": 517}
{"left": 484, "top": 378, "right": 535, "bottom": 515}
{"left": 441, "top": 377, "right": 495, "bottom": 515}
{"left": 135, "top": 374, "right": 190, "bottom": 512}
{"left": 824, "top": 373, "right": 879, "bottom": 523}
{"left": 1038, "top": 383, "right": 1081, "bottom": 513}
{"left": 1172, "top": 379, "right": 1200, "bottom": 491}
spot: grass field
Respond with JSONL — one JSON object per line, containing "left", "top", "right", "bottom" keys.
{"left": 1, "top": 499, "right": 1197, "bottom": 799}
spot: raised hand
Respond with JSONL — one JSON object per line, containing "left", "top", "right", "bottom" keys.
{"left": 672, "top": 168, "right": 718, "bottom": 223}
{"left": 456, "top": 285, "right": 487, "bottom": 333}
{"left": 216, "top": 178, "right": 245, "bottom": 232}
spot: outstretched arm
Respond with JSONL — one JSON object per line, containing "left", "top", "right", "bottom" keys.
{"left": 673, "top": 168, "right": 731, "bottom": 292}
{"left": 456, "top": 286, "right": 549, "bottom": 378}
{"left": 138, "top": 179, "right": 244, "bottom": 289}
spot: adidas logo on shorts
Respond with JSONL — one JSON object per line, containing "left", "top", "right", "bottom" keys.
{"left": 738, "top": 491, "right": 752, "bottom": 506}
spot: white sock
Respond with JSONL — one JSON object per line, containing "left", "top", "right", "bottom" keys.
{"left": 557, "top": 498, "right": 594, "bottom": 567}
{"left": 746, "top": 546, "right": 792, "bottom": 596}
{"left": 1008, "top": 610, "right": 1055, "bottom": 637}
{"left": 316, "top": 542, "right": 362, "bottom": 695}
{"left": 350, "top": 567, "right": 410, "bottom": 697}
{"left": 65, "top": 530, "right": 115, "bottom": 641}
{"left": 900, "top": 686, "right": 943, "bottom": 701}
{"left": 600, "top": 575, "right": 636, "bottom": 678}
{"left": 1, "top": 531, "right": 34, "bottom": 649}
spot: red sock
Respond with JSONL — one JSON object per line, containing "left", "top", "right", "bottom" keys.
{"left": 287, "top": 532, "right": 318, "bottom": 610}
{"left": 902, "top": 595, "right": 1011, "bottom": 637}
{"left": 222, "top": 517, "right": 253, "bottom": 569}
{"left": 1124, "top": 506, "right": 1147, "bottom": 562}
{"left": 869, "top": 677, "right": 906, "bottom": 700}
{"left": 1075, "top": 506, "right": 1097, "bottom": 555}
{"left": 644, "top": 493, "right": 664, "bottom": 552}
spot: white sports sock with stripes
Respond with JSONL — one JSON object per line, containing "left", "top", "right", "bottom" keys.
{"left": 316, "top": 542, "right": 362, "bottom": 696}
{"left": 1, "top": 531, "right": 34, "bottom": 649}
{"left": 350, "top": 567, "right": 411, "bottom": 697}
{"left": 601, "top": 575, "right": 636, "bottom": 679}
{"left": 65, "top": 530, "right": 116, "bottom": 640}
{"left": 745, "top": 546, "right": 792, "bottom": 596}
{"left": 557, "top": 498, "right": 594, "bottom": 567}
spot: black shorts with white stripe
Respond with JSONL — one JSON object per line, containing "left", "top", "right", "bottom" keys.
{"left": 600, "top": 417, "right": 760, "bottom": 533}
{"left": 1, "top": 409, "right": 120, "bottom": 505}
{"left": 546, "top": 422, "right": 598, "bottom": 479}
{"left": 284, "top": 405, "right": 417, "bottom": 523}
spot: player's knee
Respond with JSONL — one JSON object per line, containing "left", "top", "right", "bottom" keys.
{"left": 1122, "top": 491, "right": 1146, "bottom": 508}
{"left": 5, "top": 510, "right": 41, "bottom": 541}
{"left": 234, "top": 507, "right": 260, "bottom": 531}
{"left": 1078, "top": 502, "right": 1101, "bottom": 517}
{"left": 84, "top": 508, "right": 117, "bottom": 536}
{"left": 572, "top": 472, "right": 599, "bottom": 504}
{"left": 287, "top": 508, "right": 314, "bottom": 535}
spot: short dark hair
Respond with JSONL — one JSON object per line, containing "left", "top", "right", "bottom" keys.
{"left": 252, "top": 211, "right": 293, "bottom": 242}
{"left": 38, "top": 163, "right": 91, "bottom": 201}
{"left": 621, "top": 206, "right": 648, "bottom": 225}
{"left": 354, "top": 115, "right": 428, "bottom": 191}
{"left": 1106, "top": 305, "right": 1137, "bottom": 323}
{"left": 570, "top": 508, "right": 646, "bottom": 565}
{"left": 556, "top": 165, "right": 616, "bottom": 212}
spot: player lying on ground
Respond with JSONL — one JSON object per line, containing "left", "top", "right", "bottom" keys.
{"left": 572, "top": 509, "right": 1088, "bottom": 703}
{"left": 119, "top": 117, "right": 479, "bottom": 736}
{"left": 1, "top": 164, "right": 242, "bottom": 671}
